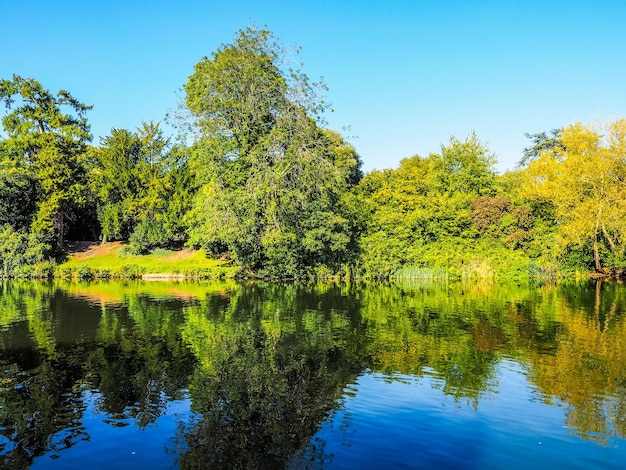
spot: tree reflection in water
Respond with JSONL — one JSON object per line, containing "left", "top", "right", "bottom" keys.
{"left": 0, "top": 279, "right": 624, "bottom": 467}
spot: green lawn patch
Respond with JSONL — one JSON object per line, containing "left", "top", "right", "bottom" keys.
{"left": 57, "top": 242, "right": 237, "bottom": 279}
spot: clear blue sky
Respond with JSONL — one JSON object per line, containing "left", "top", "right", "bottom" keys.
{"left": 2, "top": 0, "right": 625, "bottom": 173}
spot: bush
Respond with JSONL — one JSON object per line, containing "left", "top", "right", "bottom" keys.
{"left": 0, "top": 225, "right": 28, "bottom": 278}
{"left": 23, "top": 262, "right": 55, "bottom": 279}
{"left": 93, "top": 269, "right": 112, "bottom": 279}
{"left": 128, "top": 216, "right": 172, "bottom": 254}
{"left": 76, "top": 264, "right": 93, "bottom": 280}
{"left": 118, "top": 264, "right": 145, "bottom": 279}
{"left": 56, "top": 265, "right": 74, "bottom": 279}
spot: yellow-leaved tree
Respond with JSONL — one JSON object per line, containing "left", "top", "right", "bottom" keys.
{"left": 522, "top": 119, "right": 626, "bottom": 274}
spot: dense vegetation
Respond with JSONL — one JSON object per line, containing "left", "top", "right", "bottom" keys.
{"left": 1, "top": 27, "right": 625, "bottom": 280}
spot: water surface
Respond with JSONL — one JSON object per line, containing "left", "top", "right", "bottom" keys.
{"left": 0, "top": 280, "right": 625, "bottom": 468}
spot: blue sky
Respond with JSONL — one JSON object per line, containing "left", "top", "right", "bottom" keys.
{"left": 2, "top": 0, "right": 625, "bottom": 173}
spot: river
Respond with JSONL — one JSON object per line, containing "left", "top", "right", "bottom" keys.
{"left": 0, "top": 279, "right": 625, "bottom": 468}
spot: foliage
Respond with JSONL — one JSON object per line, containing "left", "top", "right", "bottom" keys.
{"left": 0, "top": 225, "right": 28, "bottom": 277}
{"left": 357, "top": 135, "right": 521, "bottom": 278}
{"left": 183, "top": 27, "right": 362, "bottom": 277}
{"left": 521, "top": 120, "right": 626, "bottom": 274}
{"left": 90, "top": 121, "right": 191, "bottom": 252}
{"left": 0, "top": 30, "right": 624, "bottom": 279}
{"left": 520, "top": 128, "right": 563, "bottom": 167}
{"left": 431, "top": 132, "right": 497, "bottom": 195}
{"left": 0, "top": 75, "right": 91, "bottom": 255}
{"left": 0, "top": 160, "right": 36, "bottom": 231}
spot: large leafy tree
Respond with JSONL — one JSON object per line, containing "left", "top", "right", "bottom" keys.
{"left": 431, "top": 132, "right": 497, "bottom": 195}
{"left": 0, "top": 75, "right": 91, "bottom": 256}
{"left": 183, "top": 28, "right": 362, "bottom": 276}
{"left": 90, "top": 121, "right": 190, "bottom": 252}
{"left": 522, "top": 120, "right": 626, "bottom": 274}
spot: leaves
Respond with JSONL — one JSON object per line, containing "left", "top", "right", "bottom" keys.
{"left": 91, "top": 122, "right": 191, "bottom": 251}
{"left": 0, "top": 75, "right": 92, "bottom": 254}
{"left": 183, "top": 27, "right": 361, "bottom": 276}
{"left": 522, "top": 119, "right": 626, "bottom": 272}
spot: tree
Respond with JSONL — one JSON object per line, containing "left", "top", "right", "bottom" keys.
{"left": 0, "top": 159, "right": 37, "bottom": 231}
{"left": 431, "top": 133, "right": 497, "bottom": 195}
{"left": 522, "top": 120, "right": 626, "bottom": 274}
{"left": 356, "top": 134, "right": 505, "bottom": 278}
{"left": 183, "top": 28, "right": 362, "bottom": 276}
{"left": 90, "top": 128, "right": 142, "bottom": 241}
{"left": 0, "top": 75, "right": 91, "bottom": 255}
{"left": 519, "top": 129, "right": 563, "bottom": 167}
{"left": 90, "top": 121, "right": 191, "bottom": 252}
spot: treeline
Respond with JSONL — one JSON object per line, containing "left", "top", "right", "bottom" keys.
{"left": 1, "top": 27, "right": 625, "bottom": 279}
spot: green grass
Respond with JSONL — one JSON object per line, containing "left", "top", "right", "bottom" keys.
{"left": 57, "top": 244, "right": 237, "bottom": 279}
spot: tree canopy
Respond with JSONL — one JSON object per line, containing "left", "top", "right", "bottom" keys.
{"left": 0, "top": 75, "right": 92, "bottom": 258}
{"left": 183, "top": 27, "right": 362, "bottom": 276}
{"left": 0, "top": 28, "right": 625, "bottom": 280}
{"left": 522, "top": 120, "right": 626, "bottom": 275}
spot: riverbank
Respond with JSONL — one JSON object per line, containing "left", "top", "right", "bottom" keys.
{"left": 56, "top": 241, "right": 236, "bottom": 280}
{"left": 3, "top": 241, "right": 610, "bottom": 282}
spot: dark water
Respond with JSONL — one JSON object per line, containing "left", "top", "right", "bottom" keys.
{"left": 0, "top": 280, "right": 625, "bottom": 469}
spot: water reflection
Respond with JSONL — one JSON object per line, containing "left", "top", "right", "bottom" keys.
{"left": 0, "top": 280, "right": 624, "bottom": 468}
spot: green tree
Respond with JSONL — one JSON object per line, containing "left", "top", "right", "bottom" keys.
{"left": 90, "top": 121, "right": 191, "bottom": 252}
{"left": 90, "top": 128, "right": 142, "bottom": 241}
{"left": 0, "top": 159, "right": 36, "bottom": 231}
{"left": 357, "top": 134, "right": 507, "bottom": 278}
{"left": 520, "top": 128, "right": 563, "bottom": 167}
{"left": 0, "top": 75, "right": 91, "bottom": 255}
{"left": 183, "top": 28, "right": 362, "bottom": 276}
{"left": 431, "top": 132, "right": 497, "bottom": 195}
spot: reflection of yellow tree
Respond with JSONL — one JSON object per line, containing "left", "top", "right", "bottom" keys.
{"left": 526, "top": 281, "right": 626, "bottom": 443}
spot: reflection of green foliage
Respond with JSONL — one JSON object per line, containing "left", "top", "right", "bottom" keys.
{"left": 88, "top": 297, "right": 195, "bottom": 428}
{"left": 0, "top": 279, "right": 626, "bottom": 467}
{"left": 178, "top": 283, "right": 361, "bottom": 468}
{"left": 0, "top": 282, "right": 57, "bottom": 355}
{"left": 0, "top": 284, "right": 27, "bottom": 327}
{"left": 356, "top": 282, "right": 507, "bottom": 401}
{"left": 0, "top": 347, "right": 88, "bottom": 468}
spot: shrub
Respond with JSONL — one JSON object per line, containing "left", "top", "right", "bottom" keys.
{"left": 76, "top": 264, "right": 93, "bottom": 280}
{"left": 119, "top": 264, "right": 145, "bottom": 279}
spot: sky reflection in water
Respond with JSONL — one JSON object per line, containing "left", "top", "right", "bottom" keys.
{"left": 0, "top": 280, "right": 624, "bottom": 469}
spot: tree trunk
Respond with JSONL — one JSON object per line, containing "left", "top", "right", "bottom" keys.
{"left": 601, "top": 222, "right": 618, "bottom": 253}
{"left": 593, "top": 214, "right": 607, "bottom": 274}
{"left": 593, "top": 231, "right": 605, "bottom": 274}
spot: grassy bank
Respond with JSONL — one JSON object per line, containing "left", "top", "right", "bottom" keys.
{"left": 56, "top": 242, "right": 237, "bottom": 279}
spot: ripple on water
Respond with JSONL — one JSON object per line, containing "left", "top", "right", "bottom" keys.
{"left": 306, "top": 364, "right": 626, "bottom": 470}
